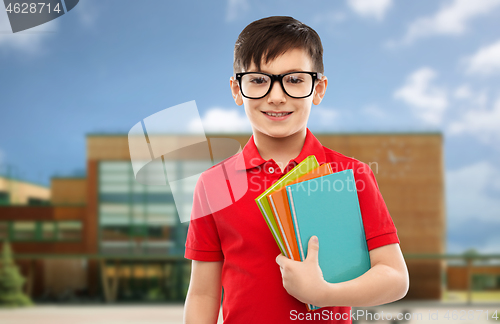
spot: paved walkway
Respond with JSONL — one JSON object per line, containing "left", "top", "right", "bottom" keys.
{"left": 0, "top": 302, "right": 498, "bottom": 324}
{"left": 0, "top": 305, "right": 200, "bottom": 324}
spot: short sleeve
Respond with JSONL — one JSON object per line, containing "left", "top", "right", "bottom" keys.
{"left": 184, "top": 174, "right": 224, "bottom": 261}
{"left": 354, "top": 163, "right": 400, "bottom": 251}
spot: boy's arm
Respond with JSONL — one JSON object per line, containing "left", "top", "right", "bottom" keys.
{"left": 276, "top": 237, "right": 409, "bottom": 307}
{"left": 184, "top": 260, "right": 223, "bottom": 324}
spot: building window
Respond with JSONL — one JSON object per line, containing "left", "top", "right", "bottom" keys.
{"left": 0, "top": 221, "right": 82, "bottom": 242}
{"left": 12, "top": 222, "right": 36, "bottom": 241}
{"left": 57, "top": 221, "right": 82, "bottom": 241}
{"left": 98, "top": 161, "right": 184, "bottom": 255}
{"left": 42, "top": 222, "right": 57, "bottom": 240}
{"left": 0, "top": 191, "right": 9, "bottom": 205}
{"left": 472, "top": 274, "right": 500, "bottom": 290}
{"left": 27, "top": 197, "right": 50, "bottom": 206}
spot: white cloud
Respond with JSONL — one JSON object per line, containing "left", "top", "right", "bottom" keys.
{"left": 454, "top": 84, "right": 473, "bottom": 100}
{"left": 309, "top": 106, "right": 340, "bottom": 129}
{"left": 347, "top": 0, "right": 393, "bottom": 21}
{"left": 447, "top": 160, "right": 500, "bottom": 225}
{"left": 394, "top": 67, "right": 448, "bottom": 125}
{"left": 453, "top": 84, "right": 488, "bottom": 106}
{"left": 465, "top": 39, "right": 500, "bottom": 76}
{"left": 0, "top": 4, "right": 59, "bottom": 54}
{"left": 226, "top": 0, "right": 249, "bottom": 23}
{"left": 193, "top": 107, "right": 252, "bottom": 133}
{"left": 393, "top": 0, "right": 500, "bottom": 45}
{"left": 447, "top": 97, "right": 500, "bottom": 144}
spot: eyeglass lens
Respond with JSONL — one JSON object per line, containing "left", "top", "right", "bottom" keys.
{"left": 240, "top": 73, "right": 314, "bottom": 98}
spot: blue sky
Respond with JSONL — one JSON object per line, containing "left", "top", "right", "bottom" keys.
{"left": 0, "top": 0, "right": 499, "bottom": 254}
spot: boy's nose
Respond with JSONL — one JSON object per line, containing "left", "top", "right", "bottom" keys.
{"left": 267, "top": 80, "right": 286, "bottom": 104}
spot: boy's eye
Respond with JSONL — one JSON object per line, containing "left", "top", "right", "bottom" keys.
{"left": 285, "top": 75, "right": 304, "bottom": 84}
{"left": 249, "top": 76, "right": 269, "bottom": 84}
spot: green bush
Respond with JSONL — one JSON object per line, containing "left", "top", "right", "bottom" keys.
{"left": 0, "top": 240, "right": 33, "bottom": 307}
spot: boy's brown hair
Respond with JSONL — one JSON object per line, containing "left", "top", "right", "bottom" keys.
{"left": 233, "top": 16, "right": 324, "bottom": 74}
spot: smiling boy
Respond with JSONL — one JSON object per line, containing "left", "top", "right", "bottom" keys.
{"left": 183, "top": 16, "right": 409, "bottom": 324}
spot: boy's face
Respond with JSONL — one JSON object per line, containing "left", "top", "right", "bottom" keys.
{"left": 230, "top": 48, "right": 327, "bottom": 139}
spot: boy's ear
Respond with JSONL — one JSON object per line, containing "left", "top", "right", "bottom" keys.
{"left": 230, "top": 77, "right": 243, "bottom": 106}
{"left": 312, "top": 76, "right": 328, "bottom": 105}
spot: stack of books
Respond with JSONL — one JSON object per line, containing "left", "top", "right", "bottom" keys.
{"left": 255, "top": 155, "right": 371, "bottom": 311}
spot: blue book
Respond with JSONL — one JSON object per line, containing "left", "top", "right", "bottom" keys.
{"left": 286, "top": 169, "right": 371, "bottom": 310}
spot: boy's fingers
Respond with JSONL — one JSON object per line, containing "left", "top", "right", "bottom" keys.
{"left": 275, "top": 254, "right": 286, "bottom": 267}
{"left": 305, "top": 236, "right": 319, "bottom": 264}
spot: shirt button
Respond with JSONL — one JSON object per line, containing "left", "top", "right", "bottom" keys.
{"left": 268, "top": 167, "right": 275, "bottom": 174}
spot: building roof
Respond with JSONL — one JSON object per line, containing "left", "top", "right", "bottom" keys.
{"left": 0, "top": 175, "right": 49, "bottom": 189}
{"left": 86, "top": 130, "right": 443, "bottom": 137}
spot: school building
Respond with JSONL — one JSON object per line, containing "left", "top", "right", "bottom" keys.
{"left": 0, "top": 131, "right": 477, "bottom": 303}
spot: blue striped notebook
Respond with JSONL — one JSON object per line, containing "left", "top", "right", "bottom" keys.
{"left": 286, "top": 169, "right": 371, "bottom": 310}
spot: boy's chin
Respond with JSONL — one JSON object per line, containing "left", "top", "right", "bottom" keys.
{"left": 259, "top": 126, "right": 305, "bottom": 139}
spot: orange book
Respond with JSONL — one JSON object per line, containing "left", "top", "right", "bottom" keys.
{"left": 267, "top": 162, "right": 333, "bottom": 261}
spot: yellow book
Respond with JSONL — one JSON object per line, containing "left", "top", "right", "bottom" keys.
{"left": 254, "top": 155, "right": 319, "bottom": 258}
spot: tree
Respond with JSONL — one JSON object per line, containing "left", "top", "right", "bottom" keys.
{"left": 463, "top": 248, "right": 479, "bottom": 256}
{"left": 0, "top": 240, "right": 32, "bottom": 307}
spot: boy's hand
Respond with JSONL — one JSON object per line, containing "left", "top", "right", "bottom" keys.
{"left": 275, "top": 236, "right": 328, "bottom": 306}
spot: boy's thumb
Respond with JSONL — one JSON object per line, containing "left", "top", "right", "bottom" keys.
{"left": 305, "top": 236, "right": 319, "bottom": 263}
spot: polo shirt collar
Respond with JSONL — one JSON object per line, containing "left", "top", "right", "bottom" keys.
{"left": 236, "top": 128, "right": 326, "bottom": 171}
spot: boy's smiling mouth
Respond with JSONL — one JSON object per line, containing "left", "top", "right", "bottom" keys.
{"left": 262, "top": 111, "right": 293, "bottom": 117}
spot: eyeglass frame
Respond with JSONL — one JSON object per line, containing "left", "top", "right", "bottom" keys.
{"left": 233, "top": 71, "right": 324, "bottom": 99}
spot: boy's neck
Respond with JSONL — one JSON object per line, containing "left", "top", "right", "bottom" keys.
{"left": 253, "top": 128, "right": 307, "bottom": 172}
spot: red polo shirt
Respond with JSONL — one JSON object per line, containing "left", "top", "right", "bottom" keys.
{"left": 185, "top": 128, "right": 400, "bottom": 323}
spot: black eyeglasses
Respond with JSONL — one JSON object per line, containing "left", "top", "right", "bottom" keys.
{"left": 234, "top": 71, "right": 323, "bottom": 99}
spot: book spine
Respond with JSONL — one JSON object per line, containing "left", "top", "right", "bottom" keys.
{"left": 257, "top": 199, "right": 289, "bottom": 258}
{"left": 287, "top": 185, "right": 320, "bottom": 311}
{"left": 269, "top": 195, "right": 293, "bottom": 259}
{"left": 287, "top": 186, "right": 305, "bottom": 261}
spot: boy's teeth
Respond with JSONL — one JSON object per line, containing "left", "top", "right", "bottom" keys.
{"left": 265, "top": 112, "right": 291, "bottom": 117}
